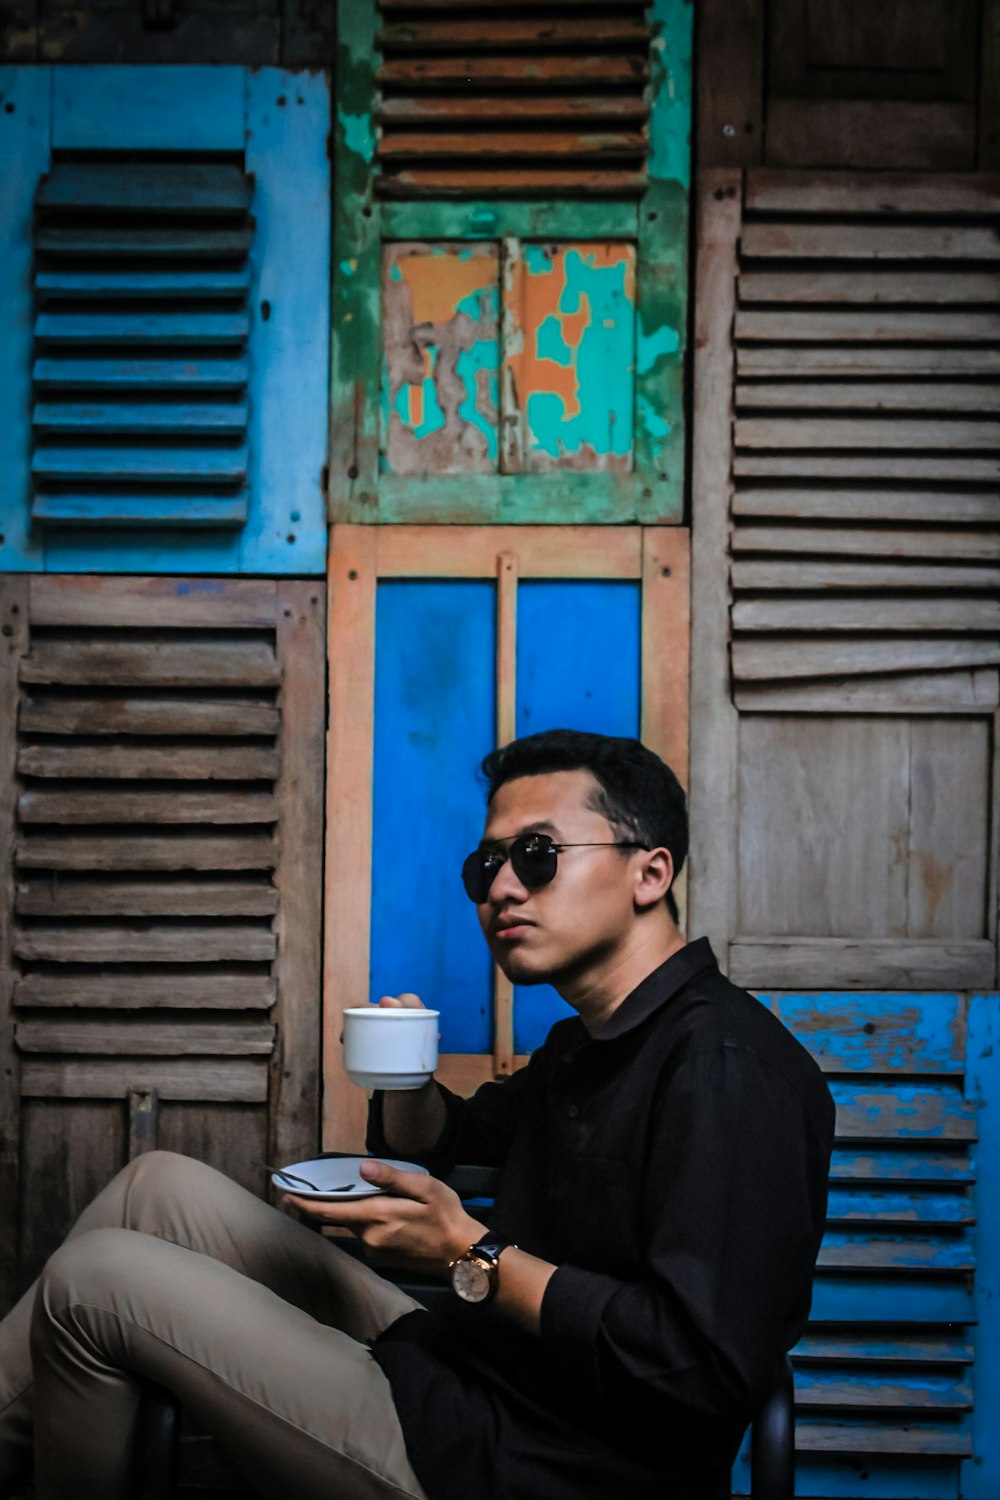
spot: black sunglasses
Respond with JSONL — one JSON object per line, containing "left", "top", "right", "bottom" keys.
{"left": 461, "top": 833, "right": 646, "bottom": 904}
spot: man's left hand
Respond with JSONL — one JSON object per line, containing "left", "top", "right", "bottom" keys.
{"left": 282, "top": 1160, "right": 487, "bottom": 1276}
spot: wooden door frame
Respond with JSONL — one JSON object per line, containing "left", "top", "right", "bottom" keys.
{"left": 322, "top": 524, "right": 690, "bottom": 1150}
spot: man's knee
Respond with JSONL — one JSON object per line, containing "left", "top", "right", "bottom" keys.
{"left": 35, "top": 1228, "right": 142, "bottom": 1328}
{"left": 117, "top": 1147, "right": 217, "bottom": 1216}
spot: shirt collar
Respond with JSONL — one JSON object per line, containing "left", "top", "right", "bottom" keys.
{"left": 590, "top": 937, "right": 719, "bottom": 1041}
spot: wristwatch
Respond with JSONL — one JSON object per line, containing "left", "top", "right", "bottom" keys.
{"left": 449, "top": 1230, "right": 516, "bottom": 1304}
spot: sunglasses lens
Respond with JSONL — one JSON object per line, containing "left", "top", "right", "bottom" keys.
{"left": 510, "top": 835, "right": 557, "bottom": 889}
{"left": 461, "top": 850, "right": 489, "bottom": 903}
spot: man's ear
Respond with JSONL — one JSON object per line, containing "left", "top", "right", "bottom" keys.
{"left": 633, "top": 846, "right": 674, "bottom": 911}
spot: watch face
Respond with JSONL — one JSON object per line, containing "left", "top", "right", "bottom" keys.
{"left": 451, "top": 1254, "right": 492, "bottom": 1304}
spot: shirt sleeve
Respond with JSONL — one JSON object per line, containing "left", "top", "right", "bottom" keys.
{"left": 539, "top": 1042, "right": 833, "bottom": 1424}
{"left": 366, "top": 1047, "right": 545, "bottom": 1176}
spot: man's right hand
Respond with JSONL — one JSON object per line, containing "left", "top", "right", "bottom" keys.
{"left": 373, "top": 992, "right": 447, "bottom": 1155}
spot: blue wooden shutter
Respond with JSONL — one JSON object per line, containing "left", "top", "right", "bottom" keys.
{"left": 0, "top": 66, "right": 329, "bottom": 574}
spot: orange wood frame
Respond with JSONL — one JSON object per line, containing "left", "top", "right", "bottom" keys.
{"left": 323, "top": 525, "right": 690, "bottom": 1150}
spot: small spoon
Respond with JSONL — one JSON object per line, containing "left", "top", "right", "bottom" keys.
{"left": 266, "top": 1165, "right": 356, "bottom": 1193}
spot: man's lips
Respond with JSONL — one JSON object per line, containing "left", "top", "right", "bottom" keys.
{"left": 491, "top": 917, "right": 535, "bottom": 941}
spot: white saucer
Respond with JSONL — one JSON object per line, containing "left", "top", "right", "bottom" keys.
{"left": 271, "top": 1155, "right": 430, "bottom": 1200}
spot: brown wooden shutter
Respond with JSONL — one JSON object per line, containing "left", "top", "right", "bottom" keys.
{"left": 0, "top": 575, "right": 325, "bottom": 1300}
{"left": 691, "top": 169, "right": 1000, "bottom": 992}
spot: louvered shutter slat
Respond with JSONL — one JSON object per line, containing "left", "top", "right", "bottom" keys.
{"left": 375, "top": 2, "right": 652, "bottom": 198}
{"left": 33, "top": 358, "right": 249, "bottom": 391}
{"left": 15, "top": 877, "right": 279, "bottom": 917}
{"left": 32, "top": 161, "right": 253, "bottom": 532}
{"left": 14, "top": 832, "right": 278, "bottom": 871}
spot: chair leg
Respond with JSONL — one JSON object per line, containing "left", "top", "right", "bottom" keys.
{"left": 135, "top": 1383, "right": 180, "bottom": 1500}
{"left": 750, "top": 1356, "right": 795, "bottom": 1500}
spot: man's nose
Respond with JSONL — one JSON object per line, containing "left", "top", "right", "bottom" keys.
{"left": 487, "top": 855, "right": 529, "bottom": 903}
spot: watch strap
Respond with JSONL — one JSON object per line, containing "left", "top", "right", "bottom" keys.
{"left": 469, "top": 1229, "right": 515, "bottom": 1265}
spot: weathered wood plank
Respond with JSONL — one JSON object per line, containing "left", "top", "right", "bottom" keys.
{"left": 32, "top": 448, "right": 248, "bottom": 486}
{"left": 15, "top": 1019, "right": 275, "bottom": 1056}
{"left": 379, "top": 168, "right": 647, "bottom": 197}
{"left": 794, "top": 1330, "right": 974, "bottom": 1363}
{"left": 377, "top": 55, "right": 648, "bottom": 87}
{"left": 794, "top": 1368, "right": 972, "bottom": 1409}
{"left": 736, "top": 309, "right": 1000, "bottom": 342}
{"left": 270, "top": 582, "right": 325, "bottom": 1178}
{"left": 733, "top": 489, "right": 1000, "bottom": 525}
{"left": 795, "top": 1419, "right": 971, "bottom": 1456}
{"left": 907, "top": 719, "right": 990, "bottom": 940}
{"left": 14, "top": 832, "right": 278, "bottom": 871}
{"left": 829, "top": 1081, "right": 976, "bottom": 1143}
{"left": 378, "top": 17, "right": 651, "bottom": 47}
{"left": 730, "top": 561, "right": 1000, "bottom": 591}
{"left": 738, "top": 270, "right": 1000, "bottom": 305}
{"left": 19, "top": 1058, "right": 268, "bottom": 1103}
{"left": 729, "top": 938, "right": 995, "bottom": 990}
{"left": 696, "top": 0, "right": 763, "bottom": 168}
{"left": 828, "top": 1149, "right": 974, "bottom": 1184}
{"left": 732, "top": 597, "right": 1000, "bottom": 633}
{"left": 36, "top": 162, "right": 252, "bottom": 214}
{"left": 377, "top": 94, "right": 648, "bottom": 124}
{"left": 19, "top": 693, "right": 280, "bottom": 737}
{"left": 825, "top": 1188, "right": 974, "bottom": 1226}
{"left": 745, "top": 170, "right": 1000, "bottom": 215}
{"left": 770, "top": 993, "right": 966, "bottom": 1074}
{"left": 17, "top": 789, "right": 279, "bottom": 825}
{"left": 732, "top": 638, "right": 1000, "bottom": 682}
{"left": 374, "top": 526, "right": 642, "bottom": 578}
{"left": 36, "top": 270, "right": 252, "bottom": 302}
{"left": 17, "top": 744, "right": 280, "bottom": 781}
{"left": 13, "top": 972, "right": 276, "bottom": 1010}
{"left": 20, "top": 640, "right": 281, "bottom": 688}
{"left": 730, "top": 524, "right": 1000, "bottom": 560}
{"left": 0, "top": 578, "right": 28, "bottom": 1307}
{"left": 324, "top": 530, "right": 377, "bottom": 1153}
{"left": 741, "top": 222, "right": 1000, "bottom": 260}
{"left": 687, "top": 169, "right": 742, "bottom": 965}
{"left": 31, "top": 495, "right": 250, "bottom": 531}
{"left": 15, "top": 879, "right": 279, "bottom": 919}
{"left": 13, "top": 925, "right": 278, "bottom": 964}
{"left": 735, "top": 672, "right": 999, "bottom": 715}
{"left": 35, "top": 313, "right": 250, "bottom": 347}
{"left": 35, "top": 227, "right": 253, "bottom": 260}
{"left": 735, "top": 381, "right": 1000, "bottom": 414}
{"left": 734, "top": 454, "right": 1000, "bottom": 481}
{"left": 378, "top": 130, "right": 647, "bottom": 160}
{"left": 33, "top": 403, "right": 249, "bottom": 437}
{"left": 736, "top": 416, "right": 1000, "bottom": 450}
{"left": 737, "top": 345, "right": 1000, "bottom": 376}
{"left": 32, "top": 357, "right": 249, "bottom": 392}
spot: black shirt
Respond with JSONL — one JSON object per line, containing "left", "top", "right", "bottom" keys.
{"left": 367, "top": 939, "right": 835, "bottom": 1500}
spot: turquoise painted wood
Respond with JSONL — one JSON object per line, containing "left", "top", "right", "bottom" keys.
{"left": 1, "top": 65, "right": 329, "bottom": 573}
{"left": 962, "top": 995, "right": 1000, "bottom": 1500}
{"left": 51, "top": 65, "right": 245, "bottom": 152}
{"left": 0, "top": 67, "right": 48, "bottom": 570}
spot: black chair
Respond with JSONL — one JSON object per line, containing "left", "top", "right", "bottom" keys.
{"left": 133, "top": 1161, "right": 798, "bottom": 1499}
{"left": 136, "top": 1354, "right": 795, "bottom": 1500}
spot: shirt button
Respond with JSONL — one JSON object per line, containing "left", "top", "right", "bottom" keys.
{"left": 567, "top": 1104, "right": 579, "bottom": 1118}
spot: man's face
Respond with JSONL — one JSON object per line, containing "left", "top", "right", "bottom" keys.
{"left": 475, "top": 769, "right": 644, "bottom": 988}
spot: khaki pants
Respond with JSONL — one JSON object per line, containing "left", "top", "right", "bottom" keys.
{"left": 0, "top": 1151, "right": 429, "bottom": 1500}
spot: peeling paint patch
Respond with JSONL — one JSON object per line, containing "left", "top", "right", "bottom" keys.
{"left": 338, "top": 108, "right": 375, "bottom": 165}
{"left": 381, "top": 242, "right": 499, "bottom": 474}
{"left": 504, "top": 243, "right": 635, "bottom": 472}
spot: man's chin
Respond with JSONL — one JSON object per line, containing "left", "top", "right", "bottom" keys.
{"left": 492, "top": 949, "right": 550, "bottom": 986}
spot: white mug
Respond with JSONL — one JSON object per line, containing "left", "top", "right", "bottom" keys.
{"left": 342, "top": 1006, "right": 440, "bottom": 1090}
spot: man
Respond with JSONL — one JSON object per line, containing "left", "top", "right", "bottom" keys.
{"left": 0, "top": 730, "right": 834, "bottom": 1500}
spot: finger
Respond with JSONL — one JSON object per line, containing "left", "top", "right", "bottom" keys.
{"left": 359, "top": 1160, "right": 437, "bottom": 1200}
{"left": 377, "top": 993, "right": 425, "bottom": 1010}
{"left": 281, "top": 1192, "right": 394, "bottom": 1226}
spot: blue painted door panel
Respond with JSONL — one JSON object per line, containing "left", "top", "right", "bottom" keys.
{"left": 0, "top": 65, "right": 329, "bottom": 574}
{"left": 368, "top": 577, "right": 641, "bottom": 1058}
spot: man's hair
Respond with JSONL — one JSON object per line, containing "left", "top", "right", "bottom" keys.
{"left": 480, "top": 729, "right": 687, "bottom": 923}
